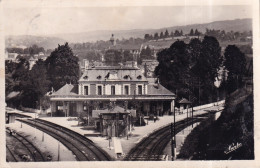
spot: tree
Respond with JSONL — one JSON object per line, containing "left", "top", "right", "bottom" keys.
{"left": 140, "top": 46, "right": 153, "bottom": 61}
{"left": 154, "top": 32, "right": 159, "bottom": 40}
{"left": 144, "top": 34, "right": 150, "bottom": 40}
{"left": 224, "top": 45, "right": 246, "bottom": 93}
{"left": 155, "top": 36, "right": 222, "bottom": 105}
{"left": 123, "top": 50, "right": 133, "bottom": 62}
{"left": 180, "top": 30, "right": 183, "bottom": 36}
{"left": 194, "top": 29, "right": 200, "bottom": 36}
{"left": 174, "top": 30, "right": 180, "bottom": 37}
{"left": 20, "top": 59, "right": 51, "bottom": 108}
{"left": 28, "top": 44, "right": 45, "bottom": 56}
{"left": 45, "top": 42, "right": 79, "bottom": 91}
{"left": 104, "top": 49, "right": 122, "bottom": 66}
{"left": 190, "top": 29, "right": 194, "bottom": 36}
{"left": 187, "top": 38, "right": 202, "bottom": 73}
{"left": 193, "top": 36, "right": 222, "bottom": 103}
{"left": 5, "top": 60, "right": 18, "bottom": 95}
{"left": 12, "top": 57, "right": 30, "bottom": 91}
{"left": 155, "top": 41, "right": 189, "bottom": 95}
{"left": 164, "top": 29, "right": 169, "bottom": 38}
{"left": 170, "top": 31, "right": 174, "bottom": 37}
{"left": 194, "top": 36, "right": 222, "bottom": 81}
{"left": 160, "top": 32, "right": 164, "bottom": 39}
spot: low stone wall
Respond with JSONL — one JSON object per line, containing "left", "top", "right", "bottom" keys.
{"left": 20, "top": 107, "right": 51, "bottom": 114}
{"left": 184, "top": 100, "right": 225, "bottom": 113}
{"left": 20, "top": 107, "right": 40, "bottom": 113}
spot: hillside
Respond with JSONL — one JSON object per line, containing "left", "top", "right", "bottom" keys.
{"left": 5, "top": 18, "right": 252, "bottom": 49}
{"left": 5, "top": 35, "right": 66, "bottom": 50}
{"left": 53, "top": 18, "right": 252, "bottom": 43}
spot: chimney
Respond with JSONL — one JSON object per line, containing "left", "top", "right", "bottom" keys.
{"left": 84, "top": 59, "right": 89, "bottom": 70}
{"left": 132, "top": 61, "right": 138, "bottom": 68}
{"left": 144, "top": 63, "right": 148, "bottom": 77}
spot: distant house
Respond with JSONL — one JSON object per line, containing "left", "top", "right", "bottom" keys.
{"left": 92, "top": 61, "right": 104, "bottom": 67}
{"left": 141, "top": 59, "right": 159, "bottom": 77}
{"left": 39, "top": 52, "right": 44, "bottom": 56}
{"left": 6, "top": 53, "right": 18, "bottom": 61}
{"left": 125, "top": 61, "right": 138, "bottom": 68}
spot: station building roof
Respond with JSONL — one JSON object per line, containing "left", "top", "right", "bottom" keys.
{"left": 52, "top": 84, "right": 78, "bottom": 96}
{"left": 79, "top": 66, "right": 147, "bottom": 82}
{"left": 52, "top": 83, "right": 174, "bottom": 97}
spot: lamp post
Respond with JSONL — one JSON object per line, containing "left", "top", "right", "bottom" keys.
{"left": 192, "top": 103, "right": 194, "bottom": 128}
{"left": 173, "top": 105, "right": 176, "bottom": 160}
{"left": 57, "top": 140, "right": 60, "bottom": 161}
{"left": 171, "top": 102, "right": 176, "bottom": 161}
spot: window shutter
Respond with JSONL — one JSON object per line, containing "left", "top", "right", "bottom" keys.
{"left": 115, "top": 84, "right": 121, "bottom": 95}
{"left": 79, "top": 84, "right": 82, "bottom": 95}
{"left": 105, "top": 85, "right": 111, "bottom": 95}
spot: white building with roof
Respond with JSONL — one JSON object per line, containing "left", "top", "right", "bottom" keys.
{"left": 49, "top": 64, "right": 176, "bottom": 118}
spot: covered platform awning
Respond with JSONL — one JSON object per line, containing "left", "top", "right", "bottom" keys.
{"left": 93, "top": 106, "right": 132, "bottom": 118}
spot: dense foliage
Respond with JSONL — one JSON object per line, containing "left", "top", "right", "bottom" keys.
{"left": 205, "top": 29, "right": 252, "bottom": 42}
{"left": 6, "top": 44, "right": 45, "bottom": 55}
{"left": 45, "top": 42, "right": 79, "bottom": 91}
{"left": 6, "top": 42, "right": 79, "bottom": 108}
{"left": 178, "top": 88, "right": 254, "bottom": 160}
{"left": 155, "top": 36, "right": 222, "bottom": 105}
{"left": 223, "top": 45, "right": 247, "bottom": 93}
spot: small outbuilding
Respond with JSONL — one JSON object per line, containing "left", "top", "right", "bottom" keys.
{"left": 178, "top": 98, "right": 192, "bottom": 114}
{"left": 94, "top": 106, "right": 135, "bottom": 137}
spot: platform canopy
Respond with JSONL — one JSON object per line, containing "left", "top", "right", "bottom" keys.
{"left": 98, "top": 106, "right": 129, "bottom": 114}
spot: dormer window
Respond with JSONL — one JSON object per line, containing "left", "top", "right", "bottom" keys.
{"left": 105, "top": 72, "right": 110, "bottom": 79}
{"left": 97, "top": 75, "right": 101, "bottom": 79}
{"left": 137, "top": 75, "right": 142, "bottom": 79}
{"left": 123, "top": 75, "right": 132, "bottom": 80}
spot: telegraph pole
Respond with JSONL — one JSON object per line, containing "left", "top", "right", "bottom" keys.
{"left": 57, "top": 141, "right": 60, "bottom": 161}
{"left": 171, "top": 105, "right": 176, "bottom": 161}
{"left": 171, "top": 122, "right": 174, "bottom": 161}
{"left": 192, "top": 104, "right": 194, "bottom": 128}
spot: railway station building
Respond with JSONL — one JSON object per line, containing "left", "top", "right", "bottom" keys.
{"left": 49, "top": 61, "right": 176, "bottom": 120}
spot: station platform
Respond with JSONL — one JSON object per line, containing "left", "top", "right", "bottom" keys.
{"left": 39, "top": 103, "right": 224, "bottom": 160}
{"left": 6, "top": 102, "right": 224, "bottom": 160}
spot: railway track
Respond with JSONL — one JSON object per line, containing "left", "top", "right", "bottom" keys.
{"left": 17, "top": 118, "right": 111, "bottom": 161}
{"left": 6, "top": 129, "right": 45, "bottom": 162}
{"left": 6, "top": 144, "right": 17, "bottom": 162}
{"left": 124, "top": 112, "right": 217, "bottom": 161}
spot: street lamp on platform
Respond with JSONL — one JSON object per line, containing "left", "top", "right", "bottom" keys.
{"left": 171, "top": 101, "right": 176, "bottom": 161}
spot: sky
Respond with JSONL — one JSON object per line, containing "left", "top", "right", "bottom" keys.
{"left": 3, "top": 5, "right": 252, "bottom": 36}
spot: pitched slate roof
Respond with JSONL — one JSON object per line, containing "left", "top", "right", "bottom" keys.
{"left": 6, "top": 91, "right": 21, "bottom": 100}
{"left": 52, "top": 84, "right": 78, "bottom": 96}
{"left": 99, "top": 106, "right": 129, "bottom": 114}
{"left": 79, "top": 67, "right": 147, "bottom": 82}
{"left": 147, "top": 84, "right": 175, "bottom": 96}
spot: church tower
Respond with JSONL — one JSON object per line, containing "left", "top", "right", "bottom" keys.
{"left": 110, "top": 34, "right": 116, "bottom": 46}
